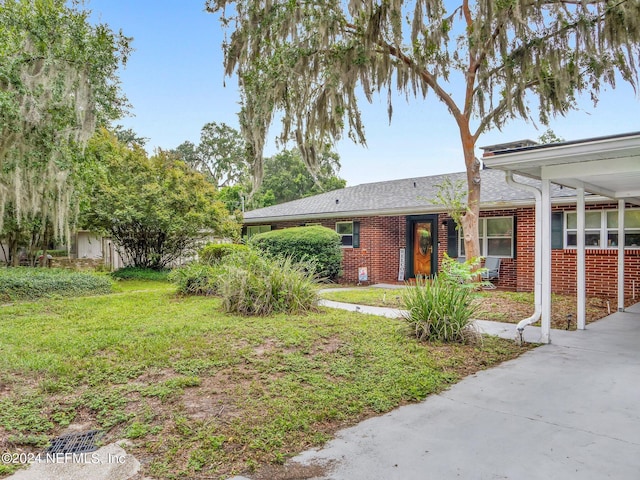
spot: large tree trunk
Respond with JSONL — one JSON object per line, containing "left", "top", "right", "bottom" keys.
{"left": 459, "top": 128, "right": 481, "bottom": 262}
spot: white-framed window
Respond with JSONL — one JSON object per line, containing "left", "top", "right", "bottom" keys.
{"left": 246, "top": 224, "right": 271, "bottom": 239}
{"left": 336, "top": 221, "right": 354, "bottom": 247}
{"left": 565, "top": 209, "right": 640, "bottom": 248}
{"left": 459, "top": 216, "right": 514, "bottom": 258}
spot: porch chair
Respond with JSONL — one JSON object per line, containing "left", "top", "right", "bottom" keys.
{"left": 481, "top": 256, "right": 501, "bottom": 289}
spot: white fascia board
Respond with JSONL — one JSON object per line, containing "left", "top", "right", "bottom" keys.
{"left": 243, "top": 195, "right": 619, "bottom": 224}
{"left": 541, "top": 157, "right": 640, "bottom": 180}
{"left": 243, "top": 206, "right": 445, "bottom": 224}
{"left": 484, "top": 133, "right": 640, "bottom": 171}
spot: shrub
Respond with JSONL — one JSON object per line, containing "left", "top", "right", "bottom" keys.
{"left": 0, "top": 268, "right": 112, "bottom": 302}
{"left": 168, "top": 263, "right": 220, "bottom": 296}
{"left": 199, "top": 243, "right": 249, "bottom": 265}
{"left": 402, "top": 275, "right": 479, "bottom": 343}
{"left": 439, "top": 254, "right": 487, "bottom": 289}
{"left": 217, "top": 252, "right": 319, "bottom": 315}
{"left": 111, "top": 267, "right": 170, "bottom": 281}
{"left": 250, "top": 226, "right": 342, "bottom": 280}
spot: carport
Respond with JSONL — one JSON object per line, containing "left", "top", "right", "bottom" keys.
{"left": 484, "top": 131, "right": 640, "bottom": 343}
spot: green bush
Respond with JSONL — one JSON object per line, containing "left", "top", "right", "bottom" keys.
{"left": 199, "top": 243, "right": 249, "bottom": 265}
{"left": 402, "top": 275, "right": 479, "bottom": 343}
{"left": 439, "top": 253, "right": 487, "bottom": 288}
{"left": 217, "top": 252, "right": 319, "bottom": 315}
{"left": 0, "top": 268, "right": 112, "bottom": 302}
{"left": 168, "top": 263, "right": 220, "bottom": 296}
{"left": 111, "top": 267, "right": 171, "bottom": 281}
{"left": 249, "top": 226, "right": 342, "bottom": 280}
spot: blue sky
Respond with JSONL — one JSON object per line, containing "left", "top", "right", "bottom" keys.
{"left": 86, "top": 0, "right": 640, "bottom": 186}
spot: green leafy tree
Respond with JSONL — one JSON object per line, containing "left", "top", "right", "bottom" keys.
{"left": 82, "top": 130, "right": 239, "bottom": 269}
{"left": 113, "top": 125, "right": 149, "bottom": 147}
{"left": 172, "top": 140, "right": 199, "bottom": 166}
{"left": 208, "top": 0, "right": 640, "bottom": 261}
{"left": 538, "top": 129, "right": 565, "bottom": 144}
{"left": 0, "top": 0, "right": 130, "bottom": 247}
{"left": 251, "top": 149, "right": 346, "bottom": 207}
{"left": 195, "top": 122, "right": 250, "bottom": 188}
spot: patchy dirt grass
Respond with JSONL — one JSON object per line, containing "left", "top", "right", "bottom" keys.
{"left": 0, "top": 281, "right": 533, "bottom": 480}
{"left": 320, "top": 287, "right": 635, "bottom": 331}
{"left": 474, "top": 291, "right": 636, "bottom": 330}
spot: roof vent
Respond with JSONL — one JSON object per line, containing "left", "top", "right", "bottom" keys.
{"left": 413, "top": 182, "right": 417, "bottom": 188}
{"left": 335, "top": 199, "right": 339, "bottom": 204}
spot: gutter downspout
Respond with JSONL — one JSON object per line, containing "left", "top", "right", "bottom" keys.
{"left": 505, "top": 172, "right": 542, "bottom": 344}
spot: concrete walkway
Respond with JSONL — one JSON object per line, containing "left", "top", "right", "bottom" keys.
{"left": 6, "top": 441, "right": 143, "bottom": 480}
{"left": 265, "top": 299, "right": 640, "bottom": 479}
{"left": 318, "top": 296, "right": 559, "bottom": 343}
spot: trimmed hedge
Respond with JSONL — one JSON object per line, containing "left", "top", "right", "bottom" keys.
{"left": 111, "top": 267, "right": 171, "bottom": 281}
{"left": 0, "top": 268, "right": 112, "bottom": 302}
{"left": 249, "top": 226, "right": 342, "bottom": 280}
{"left": 199, "top": 243, "right": 249, "bottom": 265}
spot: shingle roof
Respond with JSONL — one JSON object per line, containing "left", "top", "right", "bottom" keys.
{"left": 243, "top": 169, "right": 577, "bottom": 223}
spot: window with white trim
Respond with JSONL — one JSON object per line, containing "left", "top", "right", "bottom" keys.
{"left": 459, "top": 216, "right": 514, "bottom": 258}
{"left": 565, "top": 209, "right": 640, "bottom": 248}
{"left": 336, "top": 222, "right": 354, "bottom": 247}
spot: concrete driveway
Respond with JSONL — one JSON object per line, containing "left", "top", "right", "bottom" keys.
{"left": 282, "top": 303, "right": 640, "bottom": 479}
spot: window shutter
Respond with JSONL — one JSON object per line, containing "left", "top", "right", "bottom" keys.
{"left": 446, "top": 219, "right": 458, "bottom": 257}
{"left": 512, "top": 216, "right": 517, "bottom": 259}
{"left": 353, "top": 222, "right": 360, "bottom": 248}
{"left": 551, "top": 212, "right": 564, "bottom": 249}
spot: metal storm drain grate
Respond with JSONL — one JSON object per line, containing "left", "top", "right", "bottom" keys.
{"left": 44, "top": 430, "right": 103, "bottom": 454}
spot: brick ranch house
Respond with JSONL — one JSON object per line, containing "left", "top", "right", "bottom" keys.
{"left": 243, "top": 139, "right": 640, "bottom": 300}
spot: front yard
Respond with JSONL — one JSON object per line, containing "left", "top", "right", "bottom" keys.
{"left": 319, "top": 287, "right": 622, "bottom": 330}
{"left": 0, "top": 280, "right": 531, "bottom": 479}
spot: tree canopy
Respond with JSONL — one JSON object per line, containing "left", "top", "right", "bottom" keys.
{"left": 251, "top": 149, "right": 346, "bottom": 208}
{"left": 0, "top": 0, "right": 130, "bottom": 247}
{"left": 208, "top": 0, "right": 640, "bottom": 260}
{"left": 174, "top": 122, "right": 249, "bottom": 188}
{"left": 82, "top": 129, "right": 239, "bottom": 269}
{"left": 173, "top": 122, "right": 346, "bottom": 212}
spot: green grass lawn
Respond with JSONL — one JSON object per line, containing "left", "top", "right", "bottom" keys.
{"left": 320, "top": 288, "right": 406, "bottom": 308}
{"left": 0, "top": 281, "right": 531, "bottom": 479}
{"left": 320, "top": 287, "right": 615, "bottom": 329}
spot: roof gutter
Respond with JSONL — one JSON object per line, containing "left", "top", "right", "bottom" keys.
{"left": 505, "top": 172, "right": 542, "bottom": 344}
{"left": 242, "top": 194, "right": 615, "bottom": 224}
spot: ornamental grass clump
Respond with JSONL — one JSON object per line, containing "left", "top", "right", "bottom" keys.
{"left": 402, "top": 274, "right": 479, "bottom": 343}
{"left": 217, "top": 252, "right": 319, "bottom": 316}
{"left": 168, "top": 263, "right": 220, "bottom": 296}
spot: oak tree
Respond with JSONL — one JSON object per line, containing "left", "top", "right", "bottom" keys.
{"left": 208, "top": 0, "right": 640, "bottom": 260}
{"left": 0, "top": 0, "right": 130, "bottom": 251}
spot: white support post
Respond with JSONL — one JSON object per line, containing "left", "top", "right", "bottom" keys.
{"left": 618, "top": 200, "right": 625, "bottom": 312}
{"left": 577, "top": 188, "right": 586, "bottom": 329}
{"left": 541, "top": 179, "right": 552, "bottom": 344}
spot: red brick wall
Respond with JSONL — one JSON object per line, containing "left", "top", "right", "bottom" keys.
{"left": 257, "top": 203, "right": 640, "bottom": 297}
{"left": 266, "top": 216, "right": 406, "bottom": 284}
{"left": 514, "top": 202, "right": 640, "bottom": 298}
